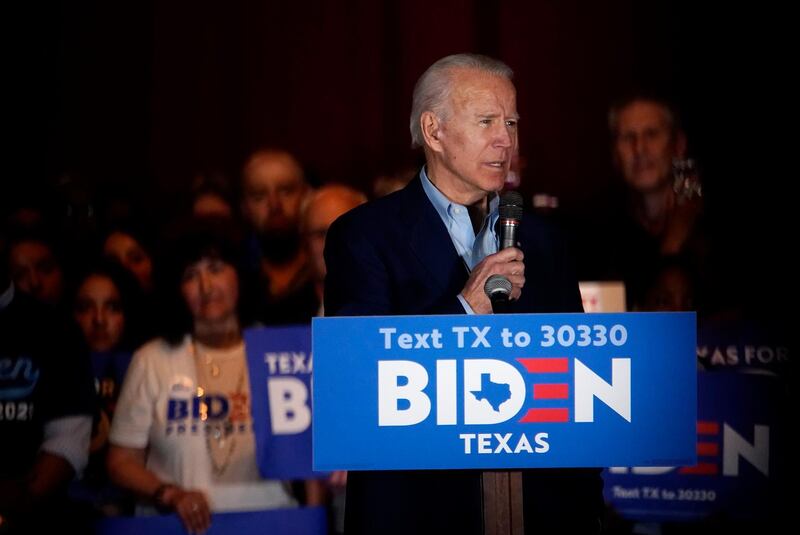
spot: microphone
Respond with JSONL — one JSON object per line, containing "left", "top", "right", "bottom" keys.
{"left": 485, "top": 191, "right": 523, "bottom": 314}
{"left": 484, "top": 274, "right": 512, "bottom": 314}
{"left": 497, "top": 190, "right": 523, "bottom": 250}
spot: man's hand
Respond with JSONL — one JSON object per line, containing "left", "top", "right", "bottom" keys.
{"left": 461, "top": 247, "right": 525, "bottom": 314}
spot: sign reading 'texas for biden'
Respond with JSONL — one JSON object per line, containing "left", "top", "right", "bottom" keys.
{"left": 312, "top": 312, "right": 697, "bottom": 471}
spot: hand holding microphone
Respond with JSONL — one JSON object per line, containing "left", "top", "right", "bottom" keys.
{"left": 461, "top": 191, "right": 525, "bottom": 314}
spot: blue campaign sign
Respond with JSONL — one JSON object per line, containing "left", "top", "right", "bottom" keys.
{"left": 312, "top": 312, "right": 697, "bottom": 471}
{"left": 696, "top": 320, "right": 790, "bottom": 374}
{"left": 95, "top": 507, "right": 327, "bottom": 535}
{"left": 603, "top": 371, "right": 789, "bottom": 522}
{"left": 245, "top": 325, "right": 322, "bottom": 479}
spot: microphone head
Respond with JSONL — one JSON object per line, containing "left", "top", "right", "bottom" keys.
{"left": 484, "top": 274, "right": 512, "bottom": 300}
{"left": 499, "top": 190, "right": 523, "bottom": 221}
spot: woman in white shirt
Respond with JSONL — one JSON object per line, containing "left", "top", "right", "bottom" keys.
{"left": 107, "top": 217, "right": 310, "bottom": 534}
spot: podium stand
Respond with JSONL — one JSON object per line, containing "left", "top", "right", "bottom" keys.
{"left": 312, "top": 312, "right": 697, "bottom": 535}
{"left": 483, "top": 471, "right": 524, "bottom": 534}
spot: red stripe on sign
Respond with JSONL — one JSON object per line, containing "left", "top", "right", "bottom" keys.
{"left": 697, "top": 421, "right": 720, "bottom": 435}
{"left": 697, "top": 442, "right": 719, "bottom": 456}
{"left": 519, "top": 408, "right": 569, "bottom": 423}
{"left": 678, "top": 463, "right": 718, "bottom": 475}
{"left": 533, "top": 384, "right": 569, "bottom": 399}
{"left": 516, "top": 358, "right": 569, "bottom": 373}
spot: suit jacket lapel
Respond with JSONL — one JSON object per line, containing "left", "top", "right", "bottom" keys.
{"left": 400, "top": 175, "right": 469, "bottom": 296}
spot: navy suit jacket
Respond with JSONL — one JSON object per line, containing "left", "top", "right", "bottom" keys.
{"left": 324, "top": 174, "right": 603, "bottom": 534}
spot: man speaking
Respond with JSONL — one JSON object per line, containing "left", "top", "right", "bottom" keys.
{"left": 324, "top": 54, "right": 603, "bottom": 534}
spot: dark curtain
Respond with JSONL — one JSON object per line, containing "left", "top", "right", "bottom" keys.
{"left": 6, "top": 0, "right": 793, "bottom": 315}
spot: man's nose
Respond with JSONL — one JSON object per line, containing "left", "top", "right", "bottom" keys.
{"left": 631, "top": 134, "right": 646, "bottom": 157}
{"left": 494, "top": 124, "right": 513, "bottom": 148}
{"left": 267, "top": 191, "right": 284, "bottom": 215}
{"left": 93, "top": 307, "right": 107, "bottom": 326}
{"left": 198, "top": 270, "right": 212, "bottom": 293}
{"left": 28, "top": 272, "right": 41, "bottom": 292}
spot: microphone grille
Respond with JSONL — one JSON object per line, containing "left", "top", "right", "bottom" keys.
{"left": 484, "top": 274, "right": 512, "bottom": 297}
{"left": 499, "top": 190, "right": 523, "bottom": 220}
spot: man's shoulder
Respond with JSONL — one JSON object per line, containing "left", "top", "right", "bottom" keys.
{"left": 329, "top": 178, "right": 421, "bottom": 237}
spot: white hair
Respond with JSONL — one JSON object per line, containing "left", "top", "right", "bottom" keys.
{"left": 409, "top": 53, "right": 513, "bottom": 148}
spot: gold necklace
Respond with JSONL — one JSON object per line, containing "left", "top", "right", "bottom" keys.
{"left": 192, "top": 339, "right": 247, "bottom": 477}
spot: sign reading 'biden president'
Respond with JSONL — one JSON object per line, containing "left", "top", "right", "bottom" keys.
{"left": 312, "top": 313, "right": 697, "bottom": 471}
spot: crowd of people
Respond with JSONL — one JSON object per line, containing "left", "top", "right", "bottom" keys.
{"left": 2, "top": 52, "right": 786, "bottom": 535}
{"left": 1, "top": 147, "right": 376, "bottom": 534}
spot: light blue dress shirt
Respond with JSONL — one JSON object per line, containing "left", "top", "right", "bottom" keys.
{"left": 419, "top": 167, "right": 500, "bottom": 313}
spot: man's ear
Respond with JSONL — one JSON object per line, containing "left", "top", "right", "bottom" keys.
{"left": 421, "top": 111, "right": 443, "bottom": 152}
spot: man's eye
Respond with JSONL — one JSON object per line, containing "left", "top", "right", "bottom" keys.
{"left": 644, "top": 128, "right": 663, "bottom": 140}
{"left": 279, "top": 184, "right": 299, "bottom": 195}
{"left": 182, "top": 269, "right": 198, "bottom": 283}
{"left": 37, "top": 259, "right": 57, "bottom": 273}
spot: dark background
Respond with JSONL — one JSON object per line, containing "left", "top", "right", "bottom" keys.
{"left": 6, "top": 0, "right": 794, "bottom": 314}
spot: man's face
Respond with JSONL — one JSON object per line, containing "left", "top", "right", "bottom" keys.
{"left": 429, "top": 69, "right": 519, "bottom": 204}
{"left": 9, "top": 240, "right": 64, "bottom": 306}
{"left": 241, "top": 153, "right": 307, "bottom": 235}
{"left": 74, "top": 274, "right": 125, "bottom": 353}
{"left": 613, "top": 101, "right": 683, "bottom": 193}
{"left": 304, "top": 191, "right": 364, "bottom": 282}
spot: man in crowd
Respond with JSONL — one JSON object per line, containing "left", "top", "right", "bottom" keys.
{"left": 1, "top": 220, "right": 95, "bottom": 533}
{"left": 240, "top": 149, "right": 316, "bottom": 323}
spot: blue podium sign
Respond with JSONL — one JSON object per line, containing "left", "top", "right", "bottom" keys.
{"left": 245, "top": 325, "right": 321, "bottom": 479}
{"left": 603, "top": 371, "right": 788, "bottom": 522}
{"left": 313, "top": 312, "right": 697, "bottom": 471}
